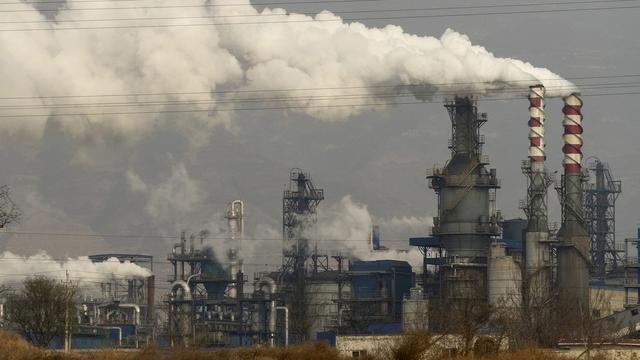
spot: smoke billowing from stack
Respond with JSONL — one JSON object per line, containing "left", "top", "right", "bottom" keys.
{"left": 524, "top": 85, "right": 552, "bottom": 304}
{"left": 0, "top": 0, "right": 579, "bottom": 140}
{"left": 557, "top": 93, "right": 590, "bottom": 316}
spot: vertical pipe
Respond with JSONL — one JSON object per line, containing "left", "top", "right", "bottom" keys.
{"left": 269, "top": 300, "right": 276, "bottom": 347}
{"left": 277, "top": 306, "right": 289, "bottom": 347}
{"left": 147, "top": 275, "right": 155, "bottom": 325}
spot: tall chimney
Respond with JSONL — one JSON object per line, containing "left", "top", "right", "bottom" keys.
{"left": 557, "top": 93, "right": 590, "bottom": 326}
{"left": 524, "top": 85, "right": 552, "bottom": 306}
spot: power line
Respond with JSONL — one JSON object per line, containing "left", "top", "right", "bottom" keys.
{"left": 1, "top": 81, "right": 638, "bottom": 111}
{"left": 0, "top": 4, "right": 638, "bottom": 31}
{"left": 0, "top": 0, "right": 383, "bottom": 9}
{"left": 1, "top": 230, "right": 176, "bottom": 239}
{"left": 1, "top": 73, "right": 637, "bottom": 101}
{"left": 1, "top": 230, "right": 415, "bottom": 243}
{"left": 0, "top": 0, "right": 633, "bottom": 13}
{"left": 4, "top": 0, "right": 638, "bottom": 24}
{"left": 0, "top": 90, "right": 637, "bottom": 118}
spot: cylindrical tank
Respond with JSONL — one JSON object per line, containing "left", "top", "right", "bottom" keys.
{"left": 487, "top": 243, "right": 521, "bottom": 306}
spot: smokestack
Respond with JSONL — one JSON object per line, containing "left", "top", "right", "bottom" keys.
{"left": 524, "top": 85, "right": 551, "bottom": 306}
{"left": 562, "top": 94, "right": 584, "bottom": 174}
{"left": 557, "top": 93, "right": 590, "bottom": 327}
{"left": 528, "top": 85, "right": 546, "bottom": 171}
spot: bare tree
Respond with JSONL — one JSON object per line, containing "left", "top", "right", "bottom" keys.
{"left": 0, "top": 185, "right": 21, "bottom": 228}
{"left": 450, "top": 295, "right": 494, "bottom": 355}
{"left": 5, "top": 276, "right": 76, "bottom": 347}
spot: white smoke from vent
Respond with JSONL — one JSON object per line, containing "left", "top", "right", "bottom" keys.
{"left": 312, "top": 196, "right": 427, "bottom": 269}
{"left": 127, "top": 161, "right": 204, "bottom": 229}
{"left": 1, "top": 0, "right": 575, "bottom": 137}
{"left": 0, "top": 251, "right": 152, "bottom": 287}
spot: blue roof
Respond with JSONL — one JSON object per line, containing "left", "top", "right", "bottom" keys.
{"left": 409, "top": 237, "right": 441, "bottom": 247}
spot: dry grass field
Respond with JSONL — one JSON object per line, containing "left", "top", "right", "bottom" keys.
{"left": 0, "top": 331, "right": 606, "bottom": 360}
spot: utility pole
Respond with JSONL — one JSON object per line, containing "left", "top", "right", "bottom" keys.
{"left": 64, "top": 270, "right": 71, "bottom": 353}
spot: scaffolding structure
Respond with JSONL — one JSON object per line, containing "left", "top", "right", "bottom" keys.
{"left": 278, "top": 168, "right": 324, "bottom": 344}
{"left": 583, "top": 159, "right": 622, "bottom": 277}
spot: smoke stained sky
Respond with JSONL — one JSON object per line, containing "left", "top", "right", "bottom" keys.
{"left": 0, "top": 0, "right": 638, "bottom": 280}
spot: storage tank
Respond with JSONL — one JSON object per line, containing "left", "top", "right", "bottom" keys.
{"left": 349, "top": 260, "right": 412, "bottom": 320}
{"left": 487, "top": 243, "right": 521, "bottom": 306}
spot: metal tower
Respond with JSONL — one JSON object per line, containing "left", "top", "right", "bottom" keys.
{"left": 584, "top": 159, "right": 622, "bottom": 278}
{"left": 427, "top": 96, "right": 501, "bottom": 303}
{"left": 281, "top": 168, "right": 324, "bottom": 273}
{"left": 279, "top": 168, "right": 324, "bottom": 344}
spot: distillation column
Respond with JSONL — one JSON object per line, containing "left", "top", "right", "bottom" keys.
{"left": 524, "top": 85, "right": 552, "bottom": 304}
{"left": 429, "top": 97, "right": 501, "bottom": 302}
{"left": 557, "top": 93, "right": 590, "bottom": 313}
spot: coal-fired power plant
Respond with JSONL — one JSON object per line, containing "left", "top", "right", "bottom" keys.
{"left": 8, "top": 86, "right": 640, "bottom": 353}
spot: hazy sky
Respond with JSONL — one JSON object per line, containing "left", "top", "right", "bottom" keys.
{"left": 0, "top": 0, "right": 638, "bottom": 279}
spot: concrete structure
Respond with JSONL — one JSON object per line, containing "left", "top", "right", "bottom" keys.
{"left": 487, "top": 243, "right": 521, "bottom": 306}
{"left": 401, "top": 287, "right": 429, "bottom": 330}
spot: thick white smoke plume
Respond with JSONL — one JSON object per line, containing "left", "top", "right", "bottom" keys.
{"left": 312, "top": 196, "right": 427, "bottom": 269}
{"left": 1, "top": 0, "right": 576, "bottom": 138}
{"left": 0, "top": 251, "right": 152, "bottom": 287}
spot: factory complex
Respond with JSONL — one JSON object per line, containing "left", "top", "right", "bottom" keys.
{"left": 2, "top": 88, "right": 639, "bottom": 355}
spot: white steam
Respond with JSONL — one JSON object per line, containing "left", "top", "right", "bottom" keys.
{"left": 1, "top": 0, "right": 576, "bottom": 137}
{"left": 0, "top": 251, "right": 152, "bottom": 287}
{"left": 312, "top": 195, "right": 427, "bottom": 269}
{"left": 127, "top": 161, "right": 204, "bottom": 228}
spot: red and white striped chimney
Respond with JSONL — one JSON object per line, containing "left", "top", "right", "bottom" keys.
{"left": 562, "top": 93, "right": 584, "bottom": 174}
{"left": 528, "top": 85, "right": 546, "bottom": 172}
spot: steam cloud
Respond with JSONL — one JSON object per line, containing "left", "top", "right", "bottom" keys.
{"left": 311, "top": 195, "right": 427, "bottom": 269}
{"left": 1, "top": 0, "right": 576, "bottom": 137}
{"left": 0, "top": 251, "right": 152, "bottom": 287}
{"left": 0, "top": 0, "right": 577, "bottom": 274}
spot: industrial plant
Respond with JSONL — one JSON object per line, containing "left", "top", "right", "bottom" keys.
{"left": 1, "top": 88, "right": 639, "bottom": 354}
